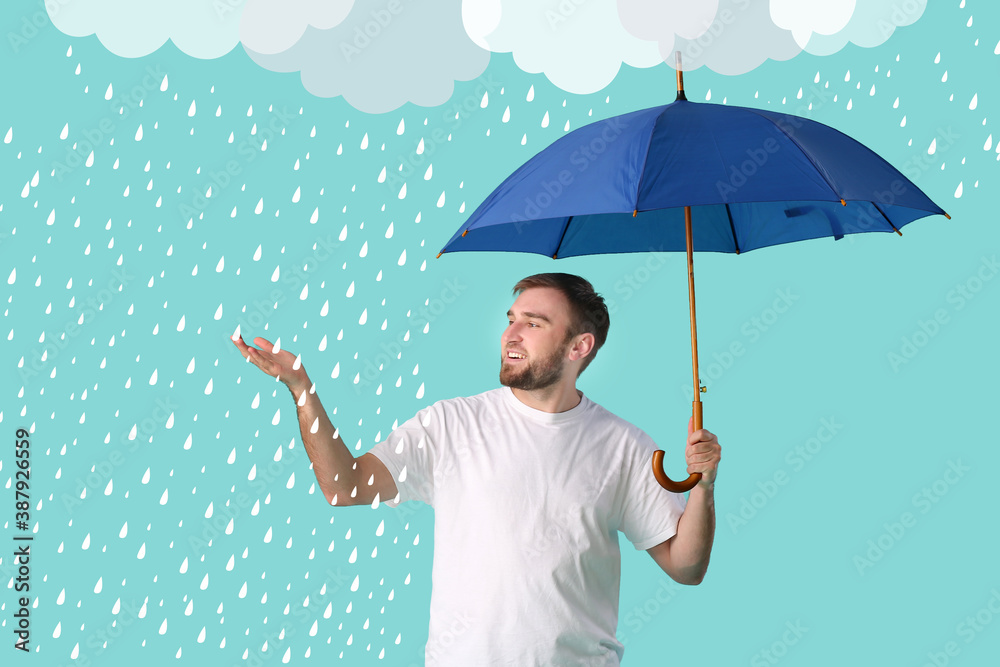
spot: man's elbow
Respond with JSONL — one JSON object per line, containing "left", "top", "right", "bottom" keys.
{"left": 668, "top": 566, "right": 708, "bottom": 586}
{"left": 321, "top": 482, "right": 353, "bottom": 507}
{"left": 320, "top": 469, "right": 361, "bottom": 506}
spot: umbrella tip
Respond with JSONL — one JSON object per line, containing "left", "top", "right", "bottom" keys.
{"left": 462, "top": 229, "right": 468, "bottom": 237}
{"left": 674, "top": 51, "right": 687, "bottom": 101}
{"left": 944, "top": 212, "right": 952, "bottom": 220}
{"left": 436, "top": 252, "right": 443, "bottom": 258}
{"left": 840, "top": 199, "right": 847, "bottom": 206}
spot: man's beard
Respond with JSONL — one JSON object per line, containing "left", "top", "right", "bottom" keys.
{"left": 499, "top": 341, "right": 570, "bottom": 391}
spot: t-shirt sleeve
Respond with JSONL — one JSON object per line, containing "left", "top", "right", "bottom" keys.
{"left": 617, "top": 428, "right": 688, "bottom": 551}
{"left": 368, "top": 402, "right": 442, "bottom": 508}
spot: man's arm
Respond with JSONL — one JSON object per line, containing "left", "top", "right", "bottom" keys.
{"left": 233, "top": 334, "right": 398, "bottom": 506}
{"left": 289, "top": 375, "right": 398, "bottom": 506}
{"left": 647, "top": 484, "right": 715, "bottom": 585}
{"left": 647, "top": 418, "right": 721, "bottom": 585}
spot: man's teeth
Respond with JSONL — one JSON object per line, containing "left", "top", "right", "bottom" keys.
{"left": 508, "top": 352, "right": 525, "bottom": 359}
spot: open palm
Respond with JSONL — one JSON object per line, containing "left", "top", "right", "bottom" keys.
{"left": 232, "top": 335, "right": 307, "bottom": 389}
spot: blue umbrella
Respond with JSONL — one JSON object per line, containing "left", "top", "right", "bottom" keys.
{"left": 437, "top": 60, "right": 949, "bottom": 492}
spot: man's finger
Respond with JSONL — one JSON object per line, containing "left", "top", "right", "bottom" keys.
{"left": 688, "top": 463, "right": 716, "bottom": 476}
{"left": 248, "top": 348, "right": 271, "bottom": 368}
{"left": 687, "top": 429, "right": 716, "bottom": 445}
{"left": 234, "top": 338, "right": 257, "bottom": 362}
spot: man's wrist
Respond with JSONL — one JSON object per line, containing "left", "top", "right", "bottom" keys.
{"left": 691, "top": 480, "right": 715, "bottom": 496}
{"left": 286, "top": 374, "right": 311, "bottom": 397}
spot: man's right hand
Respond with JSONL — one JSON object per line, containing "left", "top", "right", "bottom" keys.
{"left": 232, "top": 332, "right": 399, "bottom": 506}
{"left": 232, "top": 334, "right": 309, "bottom": 393}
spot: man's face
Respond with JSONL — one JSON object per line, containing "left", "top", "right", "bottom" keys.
{"left": 500, "top": 287, "right": 576, "bottom": 390}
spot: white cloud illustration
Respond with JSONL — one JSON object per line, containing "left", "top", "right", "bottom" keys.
{"left": 244, "top": 0, "right": 489, "bottom": 114}
{"left": 801, "top": 0, "right": 927, "bottom": 55}
{"left": 625, "top": 0, "right": 801, "bottom": 75}
{"left": 44, "top": 0, "right": 930, "bottom": 109}
{"left": 618, "top": 0, "right": 721, "bottom": 49}
{"left": 620, "top": 0, "right": 921, "bottom": 77}
{"left": 46, "top": 0, "right": 243, "bottom": 59}
{"left": 462, "top": 0, "right": 502, "bottom": 51}
{"left": 463, "top": 0, "right": 662, "bottom": 95}
{"left": 240, "top": 0, "right": 355, "bottom": 56}
{"left": 770, "top": 0, "right": 857, "bottom": 49}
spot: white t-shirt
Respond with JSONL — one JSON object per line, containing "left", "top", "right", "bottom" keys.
{"left": 369, "top": 386, "right": 687, "bottom": 666}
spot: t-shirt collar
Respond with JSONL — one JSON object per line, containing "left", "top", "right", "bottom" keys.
{"left": 500, "top": 385, "right": 592, "bottom": 424}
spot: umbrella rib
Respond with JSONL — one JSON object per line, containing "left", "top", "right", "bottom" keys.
{"left": 742, "top": 108, "right": 845, "bottom": 203}
{"left": 552, "top": 216, "right": 574, "bottom": 258}
{"left": 724, "top": 204, "right": 741, "bottom": 254}
{"left": 631, "top": 108, "right": 667, "bottom": 213}
{"left": 871, "top": 202, "right": 903, "bottom": 235}
{"left": 706, "top": 123, "right": 743, "bottom": 254}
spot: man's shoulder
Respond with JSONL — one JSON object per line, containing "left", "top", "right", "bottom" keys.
{"left": 582, "top": 395, "right": 652, "bottom": 443}
{"left": 582, "top": 393, "right": 636, "bottom": 426}
{"left": 424, "top": 386, "right": 503, "bottom": 412}
{"left": 409, "top": 388, "right": 505, "bottom": 433}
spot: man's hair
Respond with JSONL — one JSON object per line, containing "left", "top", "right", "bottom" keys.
{"left": 512, "top": 273, "right": 610, "bottom": 376}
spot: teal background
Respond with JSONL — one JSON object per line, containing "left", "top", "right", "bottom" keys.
{"left": 1, "top": 1, "right": 999, "bottom": 665}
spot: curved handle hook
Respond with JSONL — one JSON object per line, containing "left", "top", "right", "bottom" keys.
{"left": 651, "top": 450, "right": 701, "bottom": 493}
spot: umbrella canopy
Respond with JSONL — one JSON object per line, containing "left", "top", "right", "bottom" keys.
{"left": 440, "top": 99, "right": 948, "bottom": 258}
{"left": 438, "top": 81, "right": 949, "bottom": 492}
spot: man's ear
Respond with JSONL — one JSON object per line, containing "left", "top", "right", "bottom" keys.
{"left": 569, "top": 332, "right": 596, "bottom": 361}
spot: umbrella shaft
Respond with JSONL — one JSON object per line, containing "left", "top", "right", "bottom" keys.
{"left": 685, "top": 205, "right": 703, "bottom": 431}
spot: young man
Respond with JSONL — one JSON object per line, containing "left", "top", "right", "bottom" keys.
{"left": 233, "top": 272, "right": 721, "bottom": 666}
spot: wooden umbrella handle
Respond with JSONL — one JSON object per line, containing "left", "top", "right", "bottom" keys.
{"left": 651, "top": 401, "right": 703, "bottom": 492}
{"left": 652, "top": 451, "right": 701, "bottom": 492}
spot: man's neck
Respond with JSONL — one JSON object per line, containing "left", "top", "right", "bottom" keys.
{"left": 509, "top": 384, "right": 583, "bottom": 414}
